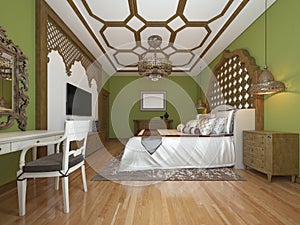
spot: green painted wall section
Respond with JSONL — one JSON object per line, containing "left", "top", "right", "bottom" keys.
{"left": 108, "top": 75, "right": 203, "bottom": 138}
{"left": 200, "top": 0, "right": 300, "bottom": 176}
{"left": 0, "top": 0, "right": 35, "bottom": 186}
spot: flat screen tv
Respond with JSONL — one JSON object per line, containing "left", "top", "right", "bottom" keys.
{"left": 66, "top": 83, "right": 92, "bottom": 116}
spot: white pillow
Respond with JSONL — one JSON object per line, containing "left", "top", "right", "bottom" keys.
{"left": 182, "top": 126, "right": 200, "bottom": 135}
{"left": 211, "top": 105, "right": 236, "bottom": 133}
{"left": 196, "top": 113, "right": 215, "bottom": 120}
{"left": 186, "top": 119, "right": 199, "bottom": 128}
{"left": 212, "top": 117, "right": 227, "bottom": 134}
{"left": 177, "top": 123, "right": 185, "bottom": 132}
{"left": 198, "top": 118, "right": 216, "bottom": 135}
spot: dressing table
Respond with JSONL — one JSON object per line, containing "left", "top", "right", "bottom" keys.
{"left": 0, "top": 130, "right": 64, "bottom": 158}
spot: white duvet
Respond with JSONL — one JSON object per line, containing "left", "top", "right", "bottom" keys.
{"left": 119, "top": 129, "right": 235, "bottom": 171}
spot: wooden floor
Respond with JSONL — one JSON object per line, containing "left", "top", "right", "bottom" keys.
{"left": 0, "top": 140, "right": 299, "bottom": 225}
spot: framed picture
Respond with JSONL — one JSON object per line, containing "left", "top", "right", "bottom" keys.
{"left": 140, "top": 91, "right": 166, "bottom": 111}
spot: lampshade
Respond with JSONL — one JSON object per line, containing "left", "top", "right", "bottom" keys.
{"left": 249, "top": 66, "right": 285, "bottom": 95}
{"left": 138, "top": 35, "right": 172, "bottom": 81}
{"left": 249, "top": 0, "right": 285, "bottom": 95}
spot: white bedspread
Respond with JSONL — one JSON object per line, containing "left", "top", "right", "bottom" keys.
{"left": 119, "top": 131, "right": 235, "bottom": 171}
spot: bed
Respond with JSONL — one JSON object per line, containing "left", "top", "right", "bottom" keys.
{"left": 119, "top": 107, "right": 255, "bottom": 171}
{"left": 119, "top": 49, "right": 263, "bottom": 171}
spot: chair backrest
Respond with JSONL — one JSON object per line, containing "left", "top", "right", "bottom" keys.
{"left": 62, "top": 120, "right": 90, "bottom": 170}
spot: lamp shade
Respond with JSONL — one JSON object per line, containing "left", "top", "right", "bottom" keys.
{"left": 249, "top": 66, "right": 285, "bottom": 95}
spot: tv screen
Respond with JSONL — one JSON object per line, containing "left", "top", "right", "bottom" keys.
{"left": 66, "top": 83, "right": 92, "bottom": 116}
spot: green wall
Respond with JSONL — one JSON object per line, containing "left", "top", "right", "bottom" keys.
{"left": 0, "top": 0, "right": 35, "bottom": 186}
{"left": 108, "top": 75, "right": 203, "bottom": 138}
{"left": 200, "top": 0, "right": 300, "bottom": 176}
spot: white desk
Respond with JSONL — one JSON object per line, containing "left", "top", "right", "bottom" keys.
{"left": 0, "top": 130, "right": 64, "bottom": 156}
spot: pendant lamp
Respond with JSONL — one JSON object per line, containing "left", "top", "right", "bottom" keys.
{"left": 249, "top": 0, "right": 285, "bottom": 95}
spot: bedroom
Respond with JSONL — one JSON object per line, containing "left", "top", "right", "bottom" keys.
{"left": 0, "top": 0, "right": 300, "bottom": 224}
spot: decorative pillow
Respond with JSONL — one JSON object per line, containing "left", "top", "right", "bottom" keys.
{"left": 182, "top": 126, "right": 200, "bottom": 135}
{"left": 196, "top": 113, "right": 215, "bottom": 120}
{"left": 189, "top": 127, "right": 200, "bottom": 135}
{"left": 212, "top": 117, "right": 227, "bottom": 134}
{"left": 177, "top": 123, "right": 185, "bottom": 132}
{"left": 198, "top": 118, "right": 216, "bottom": 135}
{"left": 185, "top": 119, "right": 199, "bottom": 128}
{"left": 220, "top": 109, "right": 235, "bottom": 133}
{"left": 211, "top": 105, "right": 236, "bottom": 134}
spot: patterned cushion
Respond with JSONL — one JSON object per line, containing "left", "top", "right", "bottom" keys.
{"left": 177, "top": 123, "right": 185, "bottom": 132}
{"left": 198, "top": 118, "right": 216, "bottom": 135}
{"left": 185, "top": 119, "right": 199, "bottom": 127}
{"left": 196, "top": 113, "right": 215, "bottom": 120}
{"left": 211, "top": 105, "right": 236, "bottom": 134}
{"left": 182, "top": 126, "right": 200, "bottom": 134}
{"left": 212, "top": 117, "right": 227, "bottom": 134}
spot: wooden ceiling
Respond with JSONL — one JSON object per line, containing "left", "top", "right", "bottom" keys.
{"left": 45, "top": 0, "right": 276, "bottom": 76}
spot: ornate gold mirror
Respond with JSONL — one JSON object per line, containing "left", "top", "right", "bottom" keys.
{"left": 0, "top": 26, "right": 29, "bottom": 130}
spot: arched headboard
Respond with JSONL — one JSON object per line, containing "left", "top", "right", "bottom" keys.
{"left": 207, "top": 49, "right": 264, "bottom": 130}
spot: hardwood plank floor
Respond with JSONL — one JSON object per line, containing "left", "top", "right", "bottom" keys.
{"left": 0, "top": 140, "right": 299, "bottom": 225}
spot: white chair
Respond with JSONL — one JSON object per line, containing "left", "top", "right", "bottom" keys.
{"left": 16, "top": 120, "right": 90, "bottom": 216}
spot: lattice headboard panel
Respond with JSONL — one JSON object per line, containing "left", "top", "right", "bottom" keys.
{"left": 207, "top": 49, "right": 264, "bottom": 130}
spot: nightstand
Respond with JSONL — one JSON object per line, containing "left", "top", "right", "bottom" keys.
{"left": 243, "top": 130, "right": 299, "bottom": 182}
{"left": 133, "top": 119, "right": 173, "bottom": 134}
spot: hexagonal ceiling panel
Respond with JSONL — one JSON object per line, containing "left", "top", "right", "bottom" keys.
{"left": 45, "top": 0, "right": 277, "bottom": 76}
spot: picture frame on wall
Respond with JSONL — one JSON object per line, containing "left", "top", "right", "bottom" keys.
{"left": 140, "top": 91, "right": 166, "bottom": 111}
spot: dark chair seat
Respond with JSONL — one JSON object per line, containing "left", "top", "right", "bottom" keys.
{"left": 23, "top": 153, "right": 84, "bottom": 173}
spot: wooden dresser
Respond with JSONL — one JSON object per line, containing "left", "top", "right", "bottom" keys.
{"left": 243, "top": 130, "right": 299, "bottom": 182}
{"left": 133, "top": 119, "right": 173, "bottom": 134}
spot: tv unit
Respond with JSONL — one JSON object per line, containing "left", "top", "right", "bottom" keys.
{"left": 66, "top": 83, "right": 92, "bottom": 116}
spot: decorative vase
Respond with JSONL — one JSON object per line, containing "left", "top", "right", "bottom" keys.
{"left": 163, "top": 112, "right": 169, "bottom": 120}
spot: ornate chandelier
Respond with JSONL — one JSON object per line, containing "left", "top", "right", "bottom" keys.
{"left": 138, "top": 35, "right": 172, "bottom": 81}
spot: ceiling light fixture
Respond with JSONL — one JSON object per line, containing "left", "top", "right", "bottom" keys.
{"left": 138, "top": 35, "right": 172, "bottom": 81}
{"left": 249, "top": 0, "right": 285, "bottom": 95}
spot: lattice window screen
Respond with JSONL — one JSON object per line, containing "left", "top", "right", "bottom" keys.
{"left": 207, "top": 49, "right": 260, "bottom": 110}
{"left": 47, "top": 19, "right": 100, "bottom": 87}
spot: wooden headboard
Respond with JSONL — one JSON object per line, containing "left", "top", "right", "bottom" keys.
{"left": 207, "top": 49, "right": 264, "bottom": 130}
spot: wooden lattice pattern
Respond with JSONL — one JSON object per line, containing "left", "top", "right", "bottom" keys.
{"left": 47, "top": 19, "right": 100, "bottom": 88}
{"left": 207, "top": 49, "right": 260, "bottom": 110}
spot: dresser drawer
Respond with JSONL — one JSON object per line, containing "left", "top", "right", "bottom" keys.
{"left": 244, "top": 145, "right": 265, "bottom": 156}
{"left": 244, "top": 155, "right": 265, "bottom": 169}
{"left": 0, "top": 143, "right": 11, "bottom": 155}
{"left": 253, "top": 134, "right": 272, "bottom": 146}
{"left": 11, "top": 136, "right": 58, "bottom": 151}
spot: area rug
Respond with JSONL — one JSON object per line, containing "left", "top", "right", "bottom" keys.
{"left": 92, "top": 152, "right": 245, "bottom": 181}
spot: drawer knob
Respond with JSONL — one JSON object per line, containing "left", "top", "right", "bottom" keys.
{"left": 36, "top": 140, "right": 40, "bottom": 143}
{"left": 0, "top": 147, "right": 2, "bottom": 151}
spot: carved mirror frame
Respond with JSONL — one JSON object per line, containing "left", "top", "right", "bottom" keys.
{"left": 0, "top": 26, "right": 29, "bottom": 131}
